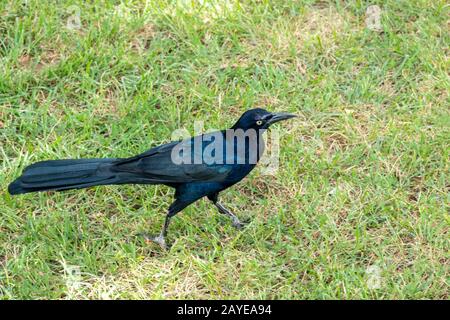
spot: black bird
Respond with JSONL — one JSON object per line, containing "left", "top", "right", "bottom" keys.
{"left": 8, "top": 108, "right": 296, "bottom": 248}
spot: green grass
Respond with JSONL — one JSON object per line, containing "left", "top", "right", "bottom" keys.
{"left": 0, "top": 0, "right": 448, "bottom": 299}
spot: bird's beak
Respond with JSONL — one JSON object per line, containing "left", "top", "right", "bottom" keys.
{"left": 266, "top": 112, "right": 297, "bottom": 125}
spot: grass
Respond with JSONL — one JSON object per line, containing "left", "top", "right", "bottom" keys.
{"left": 0, "top": 0, "right": 448, "bottom": 299}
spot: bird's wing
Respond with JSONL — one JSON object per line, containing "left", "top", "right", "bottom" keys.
{"left": 112, "top": 133, "right": 233, "bottom": 183}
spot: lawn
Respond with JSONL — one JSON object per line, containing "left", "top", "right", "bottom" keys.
{"left": 0, "top": 0, "right": 448, "bottom": 299}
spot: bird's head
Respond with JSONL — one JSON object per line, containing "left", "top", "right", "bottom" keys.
{"left": 231, "top": 108, "right": 297, "bottom": 131}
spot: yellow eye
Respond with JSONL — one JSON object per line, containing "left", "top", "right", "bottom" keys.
{"left": 256, "top": 120, "right": 263, "bottom": 125}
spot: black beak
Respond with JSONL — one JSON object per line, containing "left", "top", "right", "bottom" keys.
{"left": 266, "top": 112, "right": 297, "bottom": 125}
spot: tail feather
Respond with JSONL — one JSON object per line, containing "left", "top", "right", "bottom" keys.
{"left": 8, "top": 158, "right": 119, "bottom": 195}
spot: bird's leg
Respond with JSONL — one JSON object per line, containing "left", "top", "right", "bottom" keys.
{"left": 138, "top": 198, "right": 190, "bottom": 249}
{"left": 212, "top": 199, "right": 246, "bottom": 229}
{"left": 208, "top": 193, "right": 246, "bottom": 229}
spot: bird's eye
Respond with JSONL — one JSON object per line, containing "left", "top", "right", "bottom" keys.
{"left": 256, "top": 120, "right": 263, "bottom": 125}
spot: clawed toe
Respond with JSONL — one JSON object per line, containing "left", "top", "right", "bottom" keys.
{"left": 232, "top": 222, "right": 245, "bottom": 229}
{"left": 137, "top": 232, "right": 168, "bottom": 250}
{"left": 231, "top": 219, "right": 248, "bottom": 230}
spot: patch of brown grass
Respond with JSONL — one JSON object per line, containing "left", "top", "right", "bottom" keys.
{"left": 378, "top": 75, "right": 397, "bottom": 98}
{"left": 130, "top": 23, "right": 155, "bottom": 53}
{"left": 36, "top": 45, "right": 61, "bottom": 71}
{"left": 16, "top": 38, "right": 63, "bottom": 72}
{"left": 18, "top": 54, "right": 32, "bottom": 68}
{"left": 93, "top": 89, "right": 122, "bottom": 118}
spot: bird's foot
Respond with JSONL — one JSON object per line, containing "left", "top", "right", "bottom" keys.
{"left": 138, "top": 232, "right": 168, "bottom": 250}
{"left": 231, "top": 217, "right": 248, "bottom": 230}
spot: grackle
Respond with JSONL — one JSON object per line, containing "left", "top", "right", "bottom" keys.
{"left": 8, "top": 108, "right": 296, "bottom": 248}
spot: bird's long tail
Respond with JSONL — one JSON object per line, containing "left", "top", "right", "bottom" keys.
{"left": 8, "top": 158, "right": 121, "bottom": 195}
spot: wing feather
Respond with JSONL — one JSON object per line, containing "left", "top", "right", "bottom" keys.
{"left": 112, "top": 132, "right": 232, "bottom": 183}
